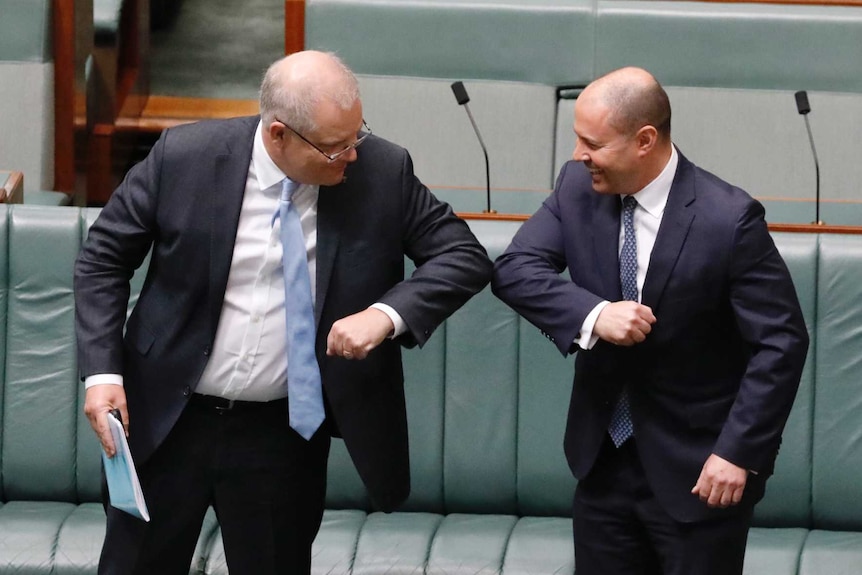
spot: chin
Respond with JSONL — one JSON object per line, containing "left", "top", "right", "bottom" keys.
{"left": 590, "top": 178, "right": 608, "bottom": 193}
{"left": 326, "top": 173, "right": 347, "bottom": 186}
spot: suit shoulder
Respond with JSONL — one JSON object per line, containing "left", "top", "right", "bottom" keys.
{"left": 690, "top": 162, "right": 763, "bottom": 220}
{"left": 355, "top": 135, "right": 410, "bottom": 167}
{"left": 159, "top": 116, "right": 259, "bottom": 155}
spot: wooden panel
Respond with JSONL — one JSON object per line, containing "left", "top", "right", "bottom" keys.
{"left": 53, "top": 0, "right": 93, "bottom": 199}
{"left": 115, "top": 96, "right": 260, "bottom": 133}
{"left": 285, "top": 0, "right": 306, "bottom": 54}
{"left": 53, "top": 0, "right": 76, "bottom": 193}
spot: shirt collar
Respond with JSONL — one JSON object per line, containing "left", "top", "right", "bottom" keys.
{"left": 626, "top": 145, "right": 678, "bottom": 218}
{"left": 252, "top": 121, "right": 288, "bottom": 192}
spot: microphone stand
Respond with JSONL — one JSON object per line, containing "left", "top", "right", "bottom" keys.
{"left": 795, "top": 90, "right": 823, "bottom": 225}
{"left": 451, "top": 81, "right": 495, "bottom": 214}
{"left": 461, "top": 104, "right": 492, "bottom": 214}
{"left": 802, "top": 113, "right": 822, "bottom": 225}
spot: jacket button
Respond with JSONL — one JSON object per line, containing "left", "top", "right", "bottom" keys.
{"left": 203, "top": 346, "right": 211, "bottom": 356}
{"left": 183, "top": 386, "right": 191, "bottom": 397}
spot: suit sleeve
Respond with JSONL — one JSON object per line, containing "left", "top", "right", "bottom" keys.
{"left": 375, "top": 150, "right": 493, "bottom": 348}
{"left": 712, "top": 200, "right": 809, "bottom": 473}
{"left": 74, "top": 129, "right": 164, "bottom": 379}
{"left": 492, "top": 164, "right": 605, "bottom": 356}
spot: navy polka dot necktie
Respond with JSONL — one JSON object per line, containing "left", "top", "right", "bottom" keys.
{"left": 608, "top": 195, "right": 638, "bottom": 447}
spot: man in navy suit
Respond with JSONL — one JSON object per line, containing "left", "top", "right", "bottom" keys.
{"left": 492, "top": 67, "right": 808, "bottom": 574}
{"left": 75, "top": 51, "right": 491, "bottom": 574}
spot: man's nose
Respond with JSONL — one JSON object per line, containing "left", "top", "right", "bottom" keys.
{"left": 572, "top": 141, "right": 588, "bottom": 162}
{"left": 344, "top": 146, "right": 359, "bottom": 163}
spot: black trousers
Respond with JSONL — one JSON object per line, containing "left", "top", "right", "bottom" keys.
{"left": 98, "top": 395, "right": 331, "bottom": 575}
{"left": 573, "top": 437, "right": 753, "bottom": 575}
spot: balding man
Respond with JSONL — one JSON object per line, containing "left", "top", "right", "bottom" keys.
{"left": 76, "top": 51, "right": 492, "bottom": 574}
{"left": 492, "top": 67, "right": 807, "bottom": 574}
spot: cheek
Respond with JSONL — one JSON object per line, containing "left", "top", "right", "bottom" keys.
{"left": 587, "top": 152, "right": 607, "bottom": 169}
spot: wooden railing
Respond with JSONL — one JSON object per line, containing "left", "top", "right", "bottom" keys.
{"left": 696, "top": 0, "right": 862, "bottom": 5}
{"left": 457, "top": 212, "right": 862, "bottom": 234}
{"left": 1, "top": 171, "right": 24, "bottom": 204}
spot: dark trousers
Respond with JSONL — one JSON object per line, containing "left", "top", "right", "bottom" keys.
{"left": 98, "top": 395, "right": 331, "bottom": 575}
{"left": 573, "top": 437, "right": 753, "bottom": 575}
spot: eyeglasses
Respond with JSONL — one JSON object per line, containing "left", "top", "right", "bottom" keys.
{"left": 276, "top": 117, "right": 371, "bottom": 163}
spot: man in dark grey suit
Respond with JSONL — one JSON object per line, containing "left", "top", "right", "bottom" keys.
{"left": 492, "top": 67, "right": 808, "bottom": 574}
{"left": 76, "top": 50, "right": 492, "bottom": 574}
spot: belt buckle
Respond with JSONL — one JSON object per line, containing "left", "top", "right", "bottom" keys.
{"left": 215, "top": 398, "right": 236, "bottom": 413}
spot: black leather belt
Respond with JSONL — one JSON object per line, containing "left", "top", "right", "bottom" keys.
{"left": 189, "top": 393, "right": 287, "bottom": 414}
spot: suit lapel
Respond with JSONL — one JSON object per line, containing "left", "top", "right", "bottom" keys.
{"left": 641, "top": 154, "right": 696, "bottom": 309}
{"left": 592, "top": 193, "right": 624, "bottom": 300}
{"left": 314, "top": 182, "right": 344, "bottom": 326}
{"left": 208, "top": 120, "right": 257, "bottom": 336}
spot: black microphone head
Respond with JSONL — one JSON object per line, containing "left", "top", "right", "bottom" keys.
{"left": 451, "top": 81, "right": 470, "bottom": 106}
{"left": 795, "top": 90, "right": 811, "bottom": 115}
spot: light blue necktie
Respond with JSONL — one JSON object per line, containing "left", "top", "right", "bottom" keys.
{"left": 608, "top": 195, "right": 638, "bottom": 447}
{"left": 274, "top": 178, "right": 325, "bottom": 440}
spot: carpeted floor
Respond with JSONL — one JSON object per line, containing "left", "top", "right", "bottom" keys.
{"left": 150, "top": 0, "right": 284, "bottom": 99}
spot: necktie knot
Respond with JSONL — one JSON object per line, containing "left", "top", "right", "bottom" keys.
{"left": 281, "top": 178, "right": 299, "bottom": 203}
{"left": 620, "top": 195, "right": 639, "bottom": 303}
{"left": 622, "top": 194, "right": 637, "bottom": 216}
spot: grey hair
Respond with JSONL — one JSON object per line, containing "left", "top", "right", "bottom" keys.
{"left": 259, "top": 52, "right": 360, "bottom": 133}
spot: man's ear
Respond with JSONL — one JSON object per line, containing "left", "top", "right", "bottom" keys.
{"left": 636, "top": 125, "right": 658, "bottom": 156}
{"left": 267, "top": 120, "right": 287, "bottom": 145}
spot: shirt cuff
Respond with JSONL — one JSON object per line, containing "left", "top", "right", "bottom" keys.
{"left": 85, "top": 374, "right": 124, "bottom": 389}
{"left": 370, "top": 303, "right": 407, "bottom": 338}
{"left": 575, "top": 300, "right": 611, "bottom": 351}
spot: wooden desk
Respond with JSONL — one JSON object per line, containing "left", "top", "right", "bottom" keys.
{"left": 0, "top": 171, "right": 24, "bottom": 204}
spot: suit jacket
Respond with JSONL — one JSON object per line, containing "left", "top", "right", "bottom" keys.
{"left": 492, "top": 151, "right": 808, "bottom": 522}
{"left": 75, "top": 116, "right": 492, "bottom": 512}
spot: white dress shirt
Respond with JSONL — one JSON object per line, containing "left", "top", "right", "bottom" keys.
{"left": 575, "top": 145, "right": 678, "bottom": 350}
{"left": 86, "top": 121, "right": 406, "bottom": 399}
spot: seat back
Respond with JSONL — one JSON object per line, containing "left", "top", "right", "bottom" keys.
{"left": 752, "top": 233, "right": 818, "bottom": 527}
{"left": 812, "top": 234, "right": 862, "bottom": 530}
{"left": 2, "top": 206, "right": 81, "bottom": 501}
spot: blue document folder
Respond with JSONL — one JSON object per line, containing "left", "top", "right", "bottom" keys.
{"left": 102, "top": 412, "right": 150, "bottom": 522}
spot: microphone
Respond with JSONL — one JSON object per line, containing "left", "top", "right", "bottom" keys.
{"left": 450, "top": 81, "right": 494, "bottom": 213}
{"left": 794, "top": 90, "right": 822, "bottom": 225}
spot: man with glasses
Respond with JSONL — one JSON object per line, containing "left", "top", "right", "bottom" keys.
{"left": 76, "top": 50, "right": 492, "bottom": 574}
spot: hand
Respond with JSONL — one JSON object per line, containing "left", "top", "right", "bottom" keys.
{"left": 84, "top": 384, "right": 128, "bottom": 458}
{"left": 593, "top": 301, "right": 656, "bottom": 346}
{"left": 326, "top": 307, "right": 395, "bottom": 360}
{"left": 691, "top": 453, "right": 748, "bottom": 508}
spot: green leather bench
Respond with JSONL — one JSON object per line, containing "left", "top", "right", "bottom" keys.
{"left": 0, "top": 203, "right": 860, "bottom": 573}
